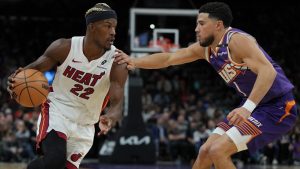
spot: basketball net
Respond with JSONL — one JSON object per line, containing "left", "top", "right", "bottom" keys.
{"left": 149, "top": 37, "right": 179, "bottom": 53}
{"left": 157, "top": 43, "right": 179, "bottom": 52}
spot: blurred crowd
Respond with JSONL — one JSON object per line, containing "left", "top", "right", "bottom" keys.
{"left": 138, "top": 66, "right": 300, "bottom": 165}
{"left": 0, "top": 3, "right": 300, "bottom": 166}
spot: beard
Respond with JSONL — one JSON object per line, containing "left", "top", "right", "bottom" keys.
{"left": 199, "top": 35, "right": 214, "bottom": 47}
{"left": 97, "top": 40, "right": 111, "bottom": 51}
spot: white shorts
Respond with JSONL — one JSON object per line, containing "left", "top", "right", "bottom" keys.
{"left": 36, "top": 103, "right": 95, "bottom": 169}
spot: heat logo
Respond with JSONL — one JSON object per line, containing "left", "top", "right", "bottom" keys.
{"left": 70, "top": 153, "right": 83, "bottom": 162}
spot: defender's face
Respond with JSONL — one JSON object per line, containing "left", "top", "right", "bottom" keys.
{"left": 92, "top": 18, "right": 117, "bottom": 50}
{"left": 195, "top": 13, "right": 217, "bottom": 47}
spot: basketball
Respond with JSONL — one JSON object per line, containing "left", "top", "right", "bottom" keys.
{"left": 12, "top": 69, "right": 49, "bottom": 107}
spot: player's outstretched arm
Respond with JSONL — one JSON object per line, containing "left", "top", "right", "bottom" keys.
{"left": 99, "top": 56, "right": 128, "bottom": 135}
{"left": 114, "top": 42, "right": 205, "bottom": 69}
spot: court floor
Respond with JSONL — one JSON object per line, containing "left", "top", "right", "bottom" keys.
{"left": 0, "top": 162, "right": 299, "bottom": 169}
{"left": 81, "top": 163, "right": 299, "bottom": 169}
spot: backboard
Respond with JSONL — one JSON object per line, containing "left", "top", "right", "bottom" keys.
{"left": 130, "top": 8, "right": 198, "bottom": 54}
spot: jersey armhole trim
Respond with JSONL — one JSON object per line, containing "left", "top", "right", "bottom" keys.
{"left": 226, "top": 32, "right": 247, "bottom": 66}
{"left": 205, "top": 47, "right": 210, "bottom": 62}
{"left": 56, "top": 37, "right": 76, "bottom": 71}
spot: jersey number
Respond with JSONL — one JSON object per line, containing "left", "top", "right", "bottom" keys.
{"left": 70, "top": 84, "right": 94, "bottom": 100}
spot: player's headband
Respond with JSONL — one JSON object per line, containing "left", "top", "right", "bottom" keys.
{"left": 85, "top": 10, "right": 117, "bottom": 25}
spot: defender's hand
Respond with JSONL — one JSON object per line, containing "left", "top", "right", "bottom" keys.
{"left": 7, "top": 67, "right": 24, "bottom": 99}
{"left": 227, "top": 107, "right": 251, "bottom": 126}
{"left": 114, "top": 49, "right": 135, "bottom": 70}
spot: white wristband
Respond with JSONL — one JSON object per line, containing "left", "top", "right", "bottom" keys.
{"left": 242, "top": 99, "right": 256, "bottom": 113}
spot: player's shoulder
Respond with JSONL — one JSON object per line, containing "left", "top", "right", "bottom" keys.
{"left": 187, "top": 42, "right": 206, "bottom": 60}
{"left": 228, "top": 28, "right": 255, "bottom": 43}
{"left": 45, "top": 38, "right": 71, "bottom": 64}
{"left": 111, "top": 48, "right": 128, "bottom": 76}
{"left": 228, "top": 31, "right": 259, "bottom": 59}
{"left": 110, "top": 61, "right": 128, "bottom": 82}
{"left": 112, "top": 61, "right": 127, "bottom": 70}
{"left": 46, "top": 38, "right": 71, "bottom": 53}
{"left": 51, "top": 38, "right": 71, "bottom": 50}
{"left": 229, "top": 33, "right": 256, "bottom": 48}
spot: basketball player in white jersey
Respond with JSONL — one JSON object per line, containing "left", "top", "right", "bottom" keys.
{"left": 7, "top": 3, "right": 128, "bottom": 169}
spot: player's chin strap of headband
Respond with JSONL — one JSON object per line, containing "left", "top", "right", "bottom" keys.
{"left": 85, "top": 10, "right": 117, "bottom": 25}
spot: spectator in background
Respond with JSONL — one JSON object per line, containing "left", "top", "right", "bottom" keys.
{"left": 141, "top": 89, "right": 153, "bottom": 109}
{"left": 168, "top": 119, "right": 186, "bottom": 162}
{"left": 152, "top": 116, "right": 169, "bottom": 160}
{"left": 187, "top": 122, "right": 203, "bottom": 156}
{"left": 0, "top": 112, "right": 6, "bottom": 139}
{"left": 278, "top": 135, "right": 293, "bottom": 164}
{"left": 206, "top": 119, "right": 216, "bottom": 135}
{"left": 15, "top": 119, "right": 35, "bottom": 160}
{"left": 153, "top": 91, "right": 170, "bottom": 107}
{"left": 263, "top": 142, "right": 277, "bottom": 164}
{"left": 1, "top": 131, "right": 23, "bottom": 162}
{"left": 156, "top": 75, "right": 172, "bottom": 93}
{"left": 293, "top": 135, "right": 300, "bottom": 164}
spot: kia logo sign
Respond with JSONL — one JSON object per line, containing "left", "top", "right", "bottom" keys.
{"left": 120, "top": 136, "right": 151, "bottom": 145}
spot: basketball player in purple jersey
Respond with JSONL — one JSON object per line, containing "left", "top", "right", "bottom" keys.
{"left": 7, "top": 3, "right": 128, "bottom": 169}
{"left": 115, "top": 2, "right": 297, "bottom": 169}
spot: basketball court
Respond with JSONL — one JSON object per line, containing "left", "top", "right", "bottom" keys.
{"left": 0, "top": 162, "right": 299, "bottom": 169}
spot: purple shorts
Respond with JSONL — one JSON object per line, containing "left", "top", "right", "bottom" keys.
{"left": 217, "top": 91, "right": 297, "bottom": 154}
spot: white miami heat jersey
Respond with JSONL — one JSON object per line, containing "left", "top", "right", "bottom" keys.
{"left": 47, "top": 36, "right": 115, "bottom": 125}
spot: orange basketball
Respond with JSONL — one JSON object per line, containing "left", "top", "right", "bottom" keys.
{"left": 12, "top": 69, "right": 49, "bottom": 107}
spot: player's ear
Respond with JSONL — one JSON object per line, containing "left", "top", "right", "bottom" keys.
{"left": 87, "top": 23, "right": 95, "bottom": 32}
{"left": 216, "top": 20, "right": 224, "bottom": 30}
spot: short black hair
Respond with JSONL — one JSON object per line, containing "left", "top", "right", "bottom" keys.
{"left": 199, "top": 2, "right": 233, "bottom": 28}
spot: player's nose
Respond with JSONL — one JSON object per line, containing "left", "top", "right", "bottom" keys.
{"left": 110, "top": 28, "right": 116, "bottom": 36}
{"left": 195, "top": 24, "right": 200, "bottom": 33}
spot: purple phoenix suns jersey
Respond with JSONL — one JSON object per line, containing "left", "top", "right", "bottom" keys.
{"left": 205, "top": 28, "right": 294, "bottom": 104}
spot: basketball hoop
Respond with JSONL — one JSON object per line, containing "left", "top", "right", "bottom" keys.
{"left": 149, "top": 36, "right": 179, "bottom": 53}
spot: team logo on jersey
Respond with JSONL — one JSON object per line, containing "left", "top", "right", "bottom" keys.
{"left": 217, "top": 51, "right": 228, "bottom": 56}
{"left": 72, "top": 59, "right": 82, "bottom": 63}
{"left": 218, "top": 63, "right": 239, "bottom": 83}
{"left": 70, "top": 152, "right": 83, "bottom": 162}
{"left": 247, "top": 116, "right": 263, "bottom": 127}
{"left": 218, "top": 59, "right": 248, "bottom": 83}
{"left": 63, "top": 65, "right": 105, "bottom": 86}
{"left": 97, "top": 65, "right": 107, "bottom": 70}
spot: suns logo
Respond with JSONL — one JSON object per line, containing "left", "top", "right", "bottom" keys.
{"left": 218, "top": 62, "right": 247, "bottom": 83}
{"left": 218, "top": 64, "right": 238, "bottom": 83}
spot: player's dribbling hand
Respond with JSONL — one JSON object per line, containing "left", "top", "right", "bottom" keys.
{"left": 114, "top": 49, "right": 135, "bottom": 70}
{"left": 98, "top": 115, "right": 113, "bottom": 136}
{"left": 227, "top": 107, "right": 251, "bottom": 126}
{"left": 7, "top": 67, "right": 24, "bottom": 99}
